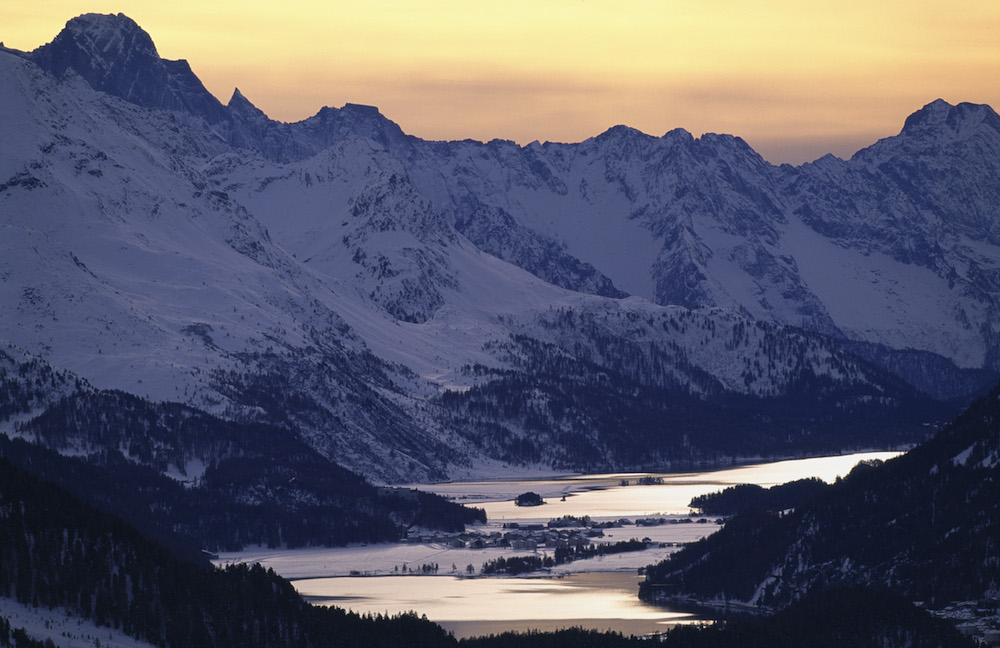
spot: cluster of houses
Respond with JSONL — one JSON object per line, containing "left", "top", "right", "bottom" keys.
{"left": 404, "top": 515, "right": 722, "bottom": 550}
{"left": 405, "top": 523, "right": 602, "bottom": 551}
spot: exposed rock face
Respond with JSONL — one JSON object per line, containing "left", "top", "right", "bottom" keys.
{"left": 30, "top": 13, "right": 229, "bottom": 123}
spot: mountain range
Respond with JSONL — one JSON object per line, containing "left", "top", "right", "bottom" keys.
{"left": 3, "top": 13, "right": 1000, "bottom": 485}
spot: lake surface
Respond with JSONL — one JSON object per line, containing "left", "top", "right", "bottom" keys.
{"left": 296, "top": 571, "right": 705, "bottom": 638}
{"left": 222, "top": 451, "right": 899, "bottom": 639}
{"left": 425, "top": 451, "right": 900, "bottom": 521}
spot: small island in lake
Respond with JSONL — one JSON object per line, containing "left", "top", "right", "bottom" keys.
{"left": 514, "top": 491, "right": 544, "bottom": 507}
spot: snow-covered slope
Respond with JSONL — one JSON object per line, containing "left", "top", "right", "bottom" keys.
{"left": 397, "top": 104, "right": 1000, "bottom": 384}
{"left": 0, "top": 47, "right": 465, "bottom": 481}
{"left": 0, "top": 596, "right": 160, "bottom": 648}
{"left": 0, "top": 14, "right": 987, "bottom": 482}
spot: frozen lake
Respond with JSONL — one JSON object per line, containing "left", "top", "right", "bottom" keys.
{"left": 219, "top": 451, "right": 899, "bottom": 638}
{"left": 424, "top": 452, "right": 901, "bottom": 521}
{"left": 295, "top": 571, "right": 705, "bottom": 638}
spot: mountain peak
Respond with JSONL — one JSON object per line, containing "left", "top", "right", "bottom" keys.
{"left": 662, "top": 127, "right": 695, "bottom": 142}
{"left": 64, "top": 13, "right": 149, "bottom": 42}
{"left": 342, "top": 102, "right": 382, "bottom": 116}
{"left": 899, "top": 99, "right": 1000, "bottom": 142}
{"left": 229, "top": 87, "right": 248, "bottom": 103}
{"left": 596, "top": 124, "right": 650, "bottom": 141}
{"left": 30, "top": 13, "right": 228, "bottom": 124}
{"left": 228, "top": 87, "right": 266, "bottom": 119}
{"left": 68, "top": 13, "right": 157, "bottom": 57}
{"left": 31, "top": 13, "right": 160, "bottom": 84}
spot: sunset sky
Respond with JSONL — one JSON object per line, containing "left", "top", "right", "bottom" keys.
{"left": 5, "top": 1, "right": 1000, "bottom": 164}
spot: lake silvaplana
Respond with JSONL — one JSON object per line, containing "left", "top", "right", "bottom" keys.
{"left": 219, "top": 452, "right": 898, "bottom": 638}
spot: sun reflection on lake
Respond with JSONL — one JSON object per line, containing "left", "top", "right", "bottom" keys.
{"left": 223, "top": 452, "right": 901, "bottom": 638}
{"left": 296, "top": 571, "right": 703, "bottom": 638}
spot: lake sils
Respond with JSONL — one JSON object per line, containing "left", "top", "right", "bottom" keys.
{"left": 296, "top": 571, "right": 703, "bottom": 638}
{"left": 221, "top": 452, "right": 899, "bottom": 638}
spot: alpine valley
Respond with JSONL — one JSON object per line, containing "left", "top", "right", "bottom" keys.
{"left": 4, "top": 14, "right": 1000, "bottom": 517}
{"left": 5, "top": 11, "right": 1000, "bottom": 648}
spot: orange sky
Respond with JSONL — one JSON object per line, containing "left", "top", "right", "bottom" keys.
{"left": 5, "top": 1, "right": 1000, "bottom": 163}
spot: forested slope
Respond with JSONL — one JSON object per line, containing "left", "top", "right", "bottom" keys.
{"left": 641, "top": 382, "right": 1000, "bottom": 612}
{"left": 0, "top": 456, "right": 455, "bottom": 648}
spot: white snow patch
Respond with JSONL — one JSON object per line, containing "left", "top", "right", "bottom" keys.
{"left": 952, "top": 444, "right": 976, "bottom": 467}
{"left": 0, "top": 596, "right": 157, "bottom": 648}
{"left": 783, "top": 216, "right": 985, "bottom": 367}
{"left": 164, "top": 457, "right": 207, "bottom": 485}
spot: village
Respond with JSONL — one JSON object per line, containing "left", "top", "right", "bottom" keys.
{"left": 404, "top": 514, "right": 723, "bottom": 553}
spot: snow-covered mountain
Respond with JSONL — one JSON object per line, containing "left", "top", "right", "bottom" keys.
{"left": 399, "top": 106, "right": 1000, "bottom": 398}
{"left": 1, "top": 13, "right": 993, "bottom": 482}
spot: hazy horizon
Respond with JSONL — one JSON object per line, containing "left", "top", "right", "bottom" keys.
{"left": 5, "top": 1, "right": 999, "bottom": 165}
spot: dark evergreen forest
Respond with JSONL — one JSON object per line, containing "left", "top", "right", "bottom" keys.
{"left": 0, "top": 457, "right": 458, "bottom": 648}
{"left": 0, "top": 375, "right": 486, "bottom": 553}
{"left": 0, "top": 456, "right": 975, "bottom": 648}
{"left": 439, "top": 323, "right": 947, "bottom": 470}
{"left": 458, "top": 588, "right": 974, "bottom": 648}
{"left": 688, "top": 477, "right": 828, "bottom": 516}
{"left": 642, "top": 382, "right": 1000, "bottom": 610}
{"left": 0, "top": 348, "right": 987, "bottom": 647}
